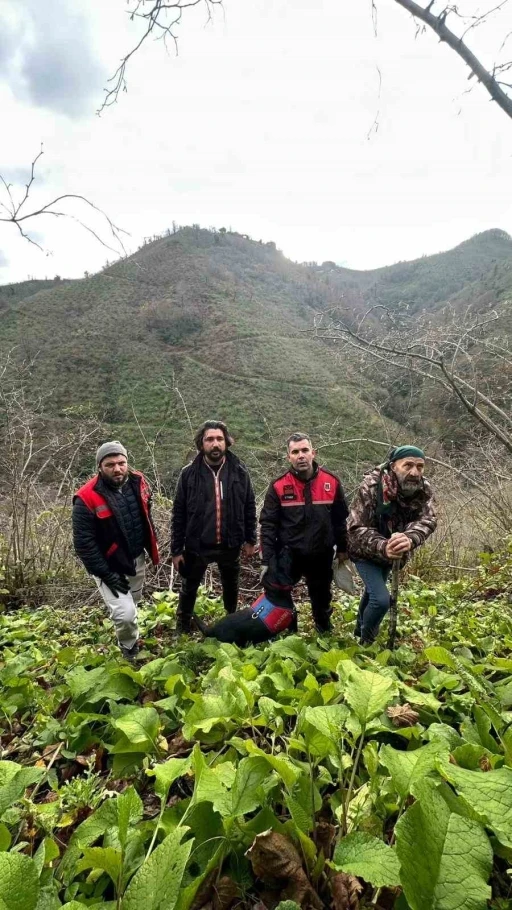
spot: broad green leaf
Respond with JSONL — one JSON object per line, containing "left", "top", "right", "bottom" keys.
{"left": 122, "top": 827, "right": 193, "bottom": 910}
{"left": 230, "top": 756, "right": 271, "bottom": 817}
{"left": 268, "top": 636, "right": 310, "bottom": 662}
{"left": 58, "top": 798, "right": 119, "bottom": 883}
{"left": 112, "top": 707, "right": 159, "bottom": 748}
{"left": 182, "top": 693, "right": 239, "bottom": 740}
{"left": 275, "top": 902, "right": 301, "bottom": 910}
{"left": 0, "top": 825, "right": 11, "bottom": 852}
{"left": 0, "top": 853, "right": 40, "bottom": 910}
{"left": 0, "top": 762, "right": 21, "bottom": 787}
{"left": 332, "top": 831, "right": 400, "bottom": 887}
{"left": 439, "top": 761, "right": 512, "bottom": 847}
{"left": 244, "top": 741, "right": 300, "bottom": 788}
{"left": 395, "top": 782, "right": 492, "bottom": 910}
{"left": 380, "top": 742, "right": 448, "bottom": 800}
{"left": 426, "top": 724, "right": 463, "bottom": 750}
{"left": 302, "top": 704, "right": 349, "bottom": 741}
{"left": 66, "top": 665, "right": 138, "bottom": 702}
{"left": 0, "top": 766, "right": 44, "bottom": 817}
{"left": 398, "top": 683, "right": 441, "bottom": 712}
{"left": 116, "top": 787, "right": 143, "bottom": 849}
{"left": 451, "top": 743, "right": 495, "bottom": 771}
{"left": 146, "top": 757, "right": 190, "bottom": 804}
{"left": 174, "top": 844, "right": 224, "bottom": 910}
{"left": 76, "top": 846, "right": 122, "bottom": 886}
{"left": 423, "top": 647, "right": 457, "bottom": 670}
{"left": 190, "top": 745, "right": 231, "bottom": 817}
{"left": 344, "top": 666, "right": 397, "bottom": 727}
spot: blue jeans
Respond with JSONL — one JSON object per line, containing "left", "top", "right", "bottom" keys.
{"left": 354, "top": 560, "right": 391, "bottom": 642}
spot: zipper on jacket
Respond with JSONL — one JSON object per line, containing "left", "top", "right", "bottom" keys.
{"left": 206, "top": 458, "right": 226, "bottom": 545}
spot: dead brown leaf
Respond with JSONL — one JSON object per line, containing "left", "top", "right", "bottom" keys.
{"left": 212, "top": 876, "right": 239, "bottom": 910}
{"left": 167, "top": 731, "right": 192, "bottom": 756}
{"left": 246, "top": 829, "right": 322, "bottom": 909}
{"left": 314, "top": 819, "right": 336, "bottom": 859}
{"left": 330, "top": 871, "right": 363, "bottom": 910}
{"left": 386, "top": 703, "right": 419, "bottom": 727}
{"left": 479, "top": 755, "right": 492, "bottom": 772}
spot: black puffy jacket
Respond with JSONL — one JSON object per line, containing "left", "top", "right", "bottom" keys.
{"left": 73, "top": 471, "right": 158, "bottom": 578}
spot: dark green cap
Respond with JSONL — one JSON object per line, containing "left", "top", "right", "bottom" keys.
{"left": 388, "top": 445, "right": 425, "bottom": 463}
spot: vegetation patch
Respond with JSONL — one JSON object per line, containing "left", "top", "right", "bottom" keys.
{"left": 0, "top": 544, "right": 511, "bottom": 908}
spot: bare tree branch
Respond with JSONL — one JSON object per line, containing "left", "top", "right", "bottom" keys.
{"left": 100, "top": 0, "right": 223, "bottom": 112}
{"left": 0, "top": 145, "right": 128, "bottom": 256}
{"left": 394, "top": 0, "right": 512, "bottom": 119}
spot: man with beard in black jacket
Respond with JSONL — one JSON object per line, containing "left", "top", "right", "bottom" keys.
{"left": 72, "top": 441, "right": 159, "bottom": 661}
{"left": 171, "top": 420, "right": 257, "bottom": 634}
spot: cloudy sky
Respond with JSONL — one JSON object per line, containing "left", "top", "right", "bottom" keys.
{"left": 0, "top": 0, "right": 511, "bottom": 282}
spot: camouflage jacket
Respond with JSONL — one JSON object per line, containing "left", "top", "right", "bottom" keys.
{"left": 347, "top": 468, "right": 437, "bottom": 565}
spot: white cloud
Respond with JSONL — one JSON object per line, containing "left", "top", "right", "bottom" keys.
{"left": 0, "top": 0, "right": 511, "bottom": 282}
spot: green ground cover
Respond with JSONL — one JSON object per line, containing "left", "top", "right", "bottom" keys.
{"left": 0, "top": 545, "right": 511, "bottom": 909}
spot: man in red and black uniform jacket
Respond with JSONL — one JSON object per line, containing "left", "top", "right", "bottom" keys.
{"left": 72, "top": 441, "right": 159, "bottom": 660}
{"left": 259, "top": 433, "right": 349, "bottom": 633}
{"left": 171, "top": 420, "right": 257, "bottom": 634}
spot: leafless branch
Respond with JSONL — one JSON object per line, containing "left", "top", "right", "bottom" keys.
{"left": 100, "top": 0, "right": 223, "bottom": 112}
{"left": 0, "top": 145, "right": 128, "bottom": 256}
{"left": 394, "top": 0, "right": 512, "bottom": 119}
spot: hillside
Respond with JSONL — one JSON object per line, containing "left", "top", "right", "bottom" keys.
{"left": 0, "top": 229, "right": 391, "bottom": 486}
{"left": 312, "top": 228, "right": 512, "bottom": 314}
{"left": 1, "top": 226, "right": 511, "bottom": 487}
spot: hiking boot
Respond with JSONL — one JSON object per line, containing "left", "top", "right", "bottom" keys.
{"left": 176, "top": 614, "right": 192, "bottom": 635}
{"left": 314, "top": 622, "right": 332, "bottom": 635}
{"left": 120, "top": 642, "right": 139, "bottom": 663}
{"left": 191, "top": 615, "right": 209, "bottom": 637}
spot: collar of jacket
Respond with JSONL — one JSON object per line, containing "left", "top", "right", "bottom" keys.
{"left": 191, "top": 449, "right": 244, "bottom": 475}
{"left": 290, "top": 460, "right": 320, "bottom": 483}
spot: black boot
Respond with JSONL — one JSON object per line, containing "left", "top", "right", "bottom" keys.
{"left": 191, "top": 615, "right": 209, "bottom": 636}
{"left": 120, "top": 642, "right": 139, "bottom": 663}
{"left": 176, "top": 613, "right": 192, "bottom": 635}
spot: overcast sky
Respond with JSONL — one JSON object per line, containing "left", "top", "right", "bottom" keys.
{"left": 0, "top": 0, "right": 511, "bottom": 283}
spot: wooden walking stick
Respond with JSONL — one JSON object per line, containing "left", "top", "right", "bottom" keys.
{"left": 387, "top": 560, "right": 400, "bottom": 650}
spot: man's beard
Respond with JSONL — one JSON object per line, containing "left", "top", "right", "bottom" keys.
{"left": 105, "top": 474, "right": 127, "bottom": 488}
{"left": 207, "top": 448, "right": 222, "bottom": 460}
{"left": 399, "top": 478, "right": 422, "bottom": 498}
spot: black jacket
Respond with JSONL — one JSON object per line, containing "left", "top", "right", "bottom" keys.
{"left": 73, "top": 472, "right": 158, "bottom": 578}
{"left": 259, "top": 462, "right": 349, "bottom": 564}
{"left": 171, "top": 451, "right": 257, "bottom": 555}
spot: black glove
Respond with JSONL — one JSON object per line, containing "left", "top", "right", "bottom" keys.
{"left": 102, "top": 571, "right": 130, "bottom": 597}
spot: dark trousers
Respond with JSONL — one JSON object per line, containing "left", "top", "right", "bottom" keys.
{"left": 354, "top": 559, "right": 391, "bottom": 642}
{"left": 291, "top": 549, "right": 333, "bottom": 631}
{"left": 177, "top": 547, "right": 241, "bottom": 627}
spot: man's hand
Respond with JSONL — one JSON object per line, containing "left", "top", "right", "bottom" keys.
{"left": 385, "top": 533, "right": 412, "bottom": 559}
{"left": 243, "top": 543, "right": 257, "bottom": 558}
{"left": 102, "top": 571, "right": 130, "bottom": 597}
{"left": 172, "top": 554, "right": 185, "bottom": 572}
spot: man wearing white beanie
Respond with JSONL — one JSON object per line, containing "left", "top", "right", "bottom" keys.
{"left": 72, "top": 441, "right": 159, "bottom": 660}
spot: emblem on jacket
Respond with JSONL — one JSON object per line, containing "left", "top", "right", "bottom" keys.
{"left": 324, "top": 482, "right": 331, "bottom": 492}
{"left": 282, "top": 484, "right": 296, "bottom": 501}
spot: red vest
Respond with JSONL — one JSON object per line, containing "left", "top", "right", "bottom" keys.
{"left": 75, "top": 470, "right": 159, "bottom": 566}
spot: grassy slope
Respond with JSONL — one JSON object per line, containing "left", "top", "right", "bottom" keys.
{"left": 0, "top": 230, "right": 395, "bottom": 485}
{"left": 1, "top": 227, "right": 511, "bottom": 486}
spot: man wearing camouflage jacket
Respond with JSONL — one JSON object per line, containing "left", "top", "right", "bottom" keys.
{"left": 347, "top": 445, "right": 436, "bottom": 644}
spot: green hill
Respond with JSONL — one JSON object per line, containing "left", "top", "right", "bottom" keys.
{"left": 312, "top": 228, "right": 512, "bottom": 314}
{"left": 1, "top": 227, "right": 510, "bottom": 487}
